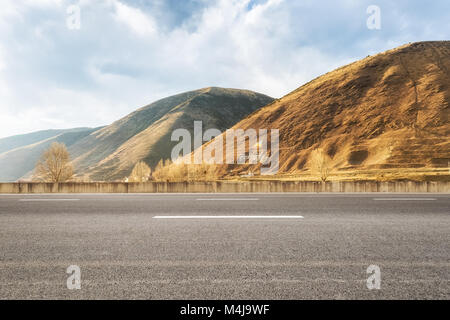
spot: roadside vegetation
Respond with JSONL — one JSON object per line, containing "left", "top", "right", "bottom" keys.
{"left": 33, "top": 142, "right": 74, "bottom": 182}
{"left": 310, "top": 148, "right": 332, "bottom": 182}
{"left": 128, "top": 161, "right": 152, "bottom": 182}
{"left": 152, "top": 160, "right": 218, "bottom": 182}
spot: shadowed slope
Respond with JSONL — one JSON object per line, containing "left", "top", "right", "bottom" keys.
{"left": 0, "top": 128, "right": 99, "bottom": 181}
{"left": 70, "top": 87, "right": 273, "bottom": 181}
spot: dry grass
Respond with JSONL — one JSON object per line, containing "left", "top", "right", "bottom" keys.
{"left": 152, "top": 160, "right": 219, "bottom": 182}
{"left": 128, "top": 161, "right": 152, "bottom": 182}
{"left": 232, "top": 167, "right": 449, "bottom": 182}
{"left": 208, "top": 41, "right": 450, "bottom": 180}
{"left": 71, "top": 87, "right": 273, "bottom": 181}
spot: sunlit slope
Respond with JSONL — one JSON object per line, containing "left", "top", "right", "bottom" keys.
{"left": 70, "top": 87, "right": 273, "bottom": 181}
{"left": 213, "top": 41, "right": 449, "bottom": 177}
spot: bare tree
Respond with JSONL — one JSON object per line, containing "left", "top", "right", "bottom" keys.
{"left": 311, "top": 148, "right": 331, "bottom": 182}
{"left": 128, "top": 161, "right": 152, "bottom": 182}
{"left": 34, "top": 142, "right": 74, "bottom": 182}
{"left": 151, "top": 160, "right": 162, "bottom": 180}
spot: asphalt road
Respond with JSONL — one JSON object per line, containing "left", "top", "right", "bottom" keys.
{"left": 0, "top": 193, "right": 448, "bottom": 299}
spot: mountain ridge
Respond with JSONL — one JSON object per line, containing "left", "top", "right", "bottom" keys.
{"left": 69, "top": 87, "right": 273, "bottom": 181}
{"left": 0, "top": 127, "right": 101, "bottom": 181}
{"left": 1, "top": 42, "right": 448, "bottom": 182}
{"left": 0, "top": 87, "right": 273, "bottom": 181}
{"left": 208, "top": 41, "right": 449, "bottom": 178}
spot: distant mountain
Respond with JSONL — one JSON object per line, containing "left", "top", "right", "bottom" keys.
{"left": 0, "top": 88, "right": 272, "bottom": 182}
{"left": 68, "top": 87, "right": 273, "bottom": 181}
{"left": 0, "top": 128, "right": 100, "bottom": 181}
{"left": 0, "top": 129, "right": 74, "bottom": 154}
{"left": 210, "top": 41, "right": 450, "bottom": 177}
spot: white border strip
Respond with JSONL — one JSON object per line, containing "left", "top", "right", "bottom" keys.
{"left": 19, "top": 199, "right": 80, "bottom": 202}
{"left": 196, "top": 198, "right": 259, "bottom": 201}
{"left": 153, "top": 215, "right": 304, "bottom": 219}
{"left": 373, "top": 198, "right": 436, "bottom": 201}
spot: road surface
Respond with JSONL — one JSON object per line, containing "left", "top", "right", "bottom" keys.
{"left": 0, "top": 193, "right": 448, "bottom": 299}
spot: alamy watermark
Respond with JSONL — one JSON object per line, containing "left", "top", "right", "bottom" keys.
{"left": 366, "top": 264, "right": 381, "bottom": 290}
{"left": 66, "top": 5, "right": 81, "bottom": 30}
{"left": 63, "top": 263, "right": 382, "bottom": 292}
{"left": 66, "top": 265, "right": 81, "bottom": 290}
{"left": 367, "top": 5, "right": 381, "bottom": 30}
{"left": 171, "top": 121, "right": 279, "bottom": 175}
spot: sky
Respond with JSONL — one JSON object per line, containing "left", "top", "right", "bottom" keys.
{"left": 0, "top": 0, "right": 449, "bottom": 138}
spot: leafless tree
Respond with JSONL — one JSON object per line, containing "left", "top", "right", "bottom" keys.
{"left": 311, "top": 148, "right": 331, "bottom": 182}
{"left": 34, "top": 142, "right": 74, "bottom": 182}
{"left": 128, "top": 161, "right": 152, "bottom": 182}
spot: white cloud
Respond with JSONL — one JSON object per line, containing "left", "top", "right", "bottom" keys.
{"left": 24, "top": 0, "right": 63, "bottom": 6}
{"left": 112, "top": 0, "right": 157, "bottom": 37}
{"left": 0, "top": 0, "right": 449, "bottom": 138}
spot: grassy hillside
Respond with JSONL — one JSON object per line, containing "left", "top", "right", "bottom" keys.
{"left": 209, "top": 41, "right": 449, "bottom": 181}
{"left": 0, "top": 128, "right": 90, "bottom": 154}
{"left": 70, "top": 87, "right": 273, "bottom": 181}
{"left": 0, "top": 128, "right": 100, "bottom": 181}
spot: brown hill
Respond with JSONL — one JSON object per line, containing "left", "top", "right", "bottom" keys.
{"left": 69, "top": 87, "right": 273, "bottom": 181}
{"left": 213, "top": 41, "right": 449, "bottom": 179}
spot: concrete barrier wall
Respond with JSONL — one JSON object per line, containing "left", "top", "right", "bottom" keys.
{"left": 0, "top": 180, "right": 448, "bottom": 193}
